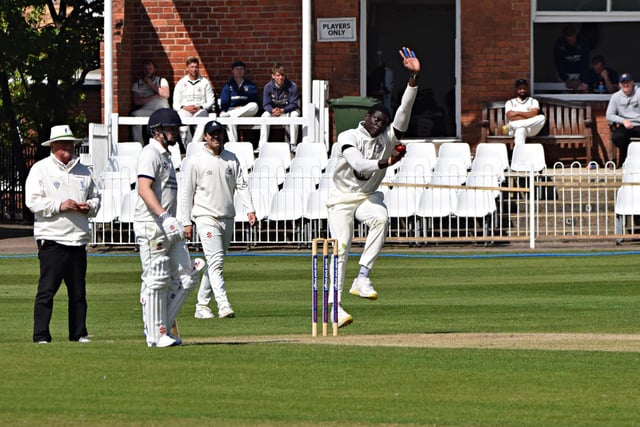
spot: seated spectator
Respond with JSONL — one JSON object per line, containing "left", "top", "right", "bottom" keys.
{"left": 131, "top": 60, "right": 170, "bottom": 144}
{"left": 581, "top": 54, "right": 619, "bottom": 94}
{"left": 173, "top": 56, "right": 217, "bottom": 144}
{"left": 504, "top": 79, "right": 546, "bottom": 145}
{"left": 259, "top": 63, "right": 300, "bottom": 153}
{"left": 606, "top": 73, "right": 640, "bottom": 163}
{"left": 553, "top": 25, "right": 590, "bottom": 90}
{"left": 219, "top": 61, "right": 260, "bottom": 142}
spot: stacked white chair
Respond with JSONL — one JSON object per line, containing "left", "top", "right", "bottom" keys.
{"left": 248, "top": 174, "right": 280, "bottom": 220}
{"left": 185, "top": 141, "right": 205, "bottom": 158}
{"left": 614, "top": 156, "right": 640, "bottom": 237}
{"left": 114, "top": 141, "right": 143, "bottom": 157}
{"left": 93, "top": 170, "right": 131, "bottom": 223}
{"left": 294, "top": 142, "right": 329, "bottom": 171}
{"left": 405, "top": 141, "right": 437, "bottom": 166}
{"left": 474, "top": 142, "right": 509, "bottom": 171}
{"left": 119, "top": 189, "right": 139, "bottom": 223}
{"left": 224, "top": 141, "right": 255, "bottom": 172}
{"left": 258, "top": 142, "right": 292, "bottom": 170}
{"left": 252, "top": 157, "right": 287, "bottom": 186}
{"left": 510, "top": 143, "right": 546, "bottom": 172}
{"left": 438, "top": 142, "right": 472, "bottom": 169}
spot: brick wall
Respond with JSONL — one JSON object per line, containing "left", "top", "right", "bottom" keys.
{"left": 460, "top": 0, "right": 531, "bottom": 144}
{"left": 313, "top": 0, "right": 360, "bottom": 99}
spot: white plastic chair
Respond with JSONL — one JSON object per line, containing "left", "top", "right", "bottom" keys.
{"left": 454, "top": 168, "right": 499, "bottom": 218}
{"left": 510, "top": 143, "right": 546, "bottom": 172}
{"left": 384, "top": 187, "right": 418, "bottom": 218}
{"left": 251, "top": 157, "right": 287, "bottom": 185}
{"left": 395, "top": 156, "right": 434, "bottom": 185}
{"left": 258, "top": 142, "right": 292, "bottom": 170}
{"left": 225, "top": 141, "right": 256, "bottom": 171}
{"left": 294, "top": 141, "right": 329, "bottom": 170}
{"left": 248, "top": 175, "right": 280, "bottom": 220}
{"left": 475, "top": 142, "right": 509, "bottom": 171}
{"left": 304, "top": 188, "right": 330, "bottom": 221}
{"left": 431, "top": 156, "right": 468, "bottom": 186}
{"left": 288, "top": 157, "right": 323, "bottom": 185}
{"left": 186, "top": 141, "right": 205, "bottom": 158}
{"left": 438, "top": 142, "right": 472, "bottom": 169}
{"left": 415, "top": 186, "right": 457, "bottom": 218}
{"left": 114, "top": 141, "right": 143, "bottom": 157}
{"left": 168, "top": 143, "right": 182, "bottom": 171}
{"left": 119, "top": 190, "right": 139, "bottom": 223}
{"left": 268, "top": 189, "right": 305, "bottom": 221}
{"left": 627, "top": 142, "right": 640, "bottom": 159}
{"left": 405, "top": 142, "right": 437, "bottom": 166}
{"left": 106, "top": 155, "right": 138, "bottom": 185}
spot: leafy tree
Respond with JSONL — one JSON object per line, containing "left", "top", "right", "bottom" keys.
{"left": 0, "top": 0, "right": 103, "bottom": 220}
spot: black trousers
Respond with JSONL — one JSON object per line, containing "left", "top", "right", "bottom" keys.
{"left": 611, "top": 125, "right": 640, "bottom": 164}
{"left": 33, "top": 240, "right": 88, "bottom": 342}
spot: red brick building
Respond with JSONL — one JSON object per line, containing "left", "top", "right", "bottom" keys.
{"left": 105, "top": 0, "right": 640, "bottom": 164}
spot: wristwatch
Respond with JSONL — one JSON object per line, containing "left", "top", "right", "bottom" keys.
{"left": 410, "top": 73, "right": 420, "bottom": 81}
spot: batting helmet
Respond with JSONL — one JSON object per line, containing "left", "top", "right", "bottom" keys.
{"left": 148, "top": 108, "right": 182, "bottom": 135}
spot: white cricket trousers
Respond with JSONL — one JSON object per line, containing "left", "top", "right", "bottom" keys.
{"left": 194, "top": 216, "right": 234, "bottom": 310}
{"left": 326, "top": 190, "right": 388, "bottom": 303}
{"left": 258, "top": 110, "right": 300, "bottom": 147}
{"left": 178, "top": 108, "right": 210, "bottom": 144}
{"left": 134, "top": 221, "right": 195, "bottom": 345}
{"left": 220, "top": 103, "right": 259, "bottom": 142}
{"left": 509, "top": 115, "right": 546, "bottom": 145}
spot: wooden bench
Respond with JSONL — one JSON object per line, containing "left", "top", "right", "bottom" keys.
{"left": 480, "top": 98, "right": 593, "bottom": 165}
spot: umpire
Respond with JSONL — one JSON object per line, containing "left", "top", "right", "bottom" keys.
{"left": 25, "top": 125, "right": 101, "bottom": 343}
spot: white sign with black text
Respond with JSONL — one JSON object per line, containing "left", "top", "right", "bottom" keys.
{"left": 317, "top": 18, "right": 356, "bottom": 42}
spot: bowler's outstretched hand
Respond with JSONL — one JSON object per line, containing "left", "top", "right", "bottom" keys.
{"left": 398, "top": 46, "right": 421, "bottom": 74}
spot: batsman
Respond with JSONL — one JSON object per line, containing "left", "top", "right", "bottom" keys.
{"left": 326, "top": 46, "right": 420, "bottom": 328}
{"left": 134, "top": 108, "right": 204, "bottom": 347}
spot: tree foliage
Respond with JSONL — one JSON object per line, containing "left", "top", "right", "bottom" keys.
{"left": 0, "top": 0, "right": 104, "bottom": 149}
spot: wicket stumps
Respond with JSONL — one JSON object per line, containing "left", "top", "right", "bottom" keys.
{"left": 311, "top": 238, "right": 338, "bottom": 337}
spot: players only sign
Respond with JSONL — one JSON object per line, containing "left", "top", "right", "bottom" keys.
{"left": 317, "top": 18, "right": 357, "bottom": 42}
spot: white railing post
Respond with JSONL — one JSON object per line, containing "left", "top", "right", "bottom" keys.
{"left": 529, "top": 169, "right": 536, "bottom": 249}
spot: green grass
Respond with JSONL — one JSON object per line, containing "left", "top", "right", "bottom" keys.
{"left": 1, "top": 249, "right": 640, "bottom": 426}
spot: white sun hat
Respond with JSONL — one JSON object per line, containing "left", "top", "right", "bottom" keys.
{"left": 42, "top": 125, "right": 82, "bottom": 147}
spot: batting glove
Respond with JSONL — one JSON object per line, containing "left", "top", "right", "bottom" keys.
{"left": 162, "top": 216, "right": 184, "bottom": 243}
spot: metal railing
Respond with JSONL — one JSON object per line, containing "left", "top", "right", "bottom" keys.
{"left": 90, "top": 161, "right": 640, "bottom": 249}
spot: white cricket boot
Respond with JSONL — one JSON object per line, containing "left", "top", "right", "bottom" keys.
{"left": 349, "top": 277, "right": 378, "bottom": 300}
{"left": 330, "top": 304, "right": 353, "bottom": 328}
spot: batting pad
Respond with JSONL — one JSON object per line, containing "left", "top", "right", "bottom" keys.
{"left": 143, "top": 287, "right": 168, "bottom": 346}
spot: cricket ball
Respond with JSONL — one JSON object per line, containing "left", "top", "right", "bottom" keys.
{"left": 395, "top": 143, "right": 406, "bottom": 154}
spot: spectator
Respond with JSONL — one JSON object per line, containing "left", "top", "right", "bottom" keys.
{"left": 219, "top": 61, "right": 259, "bottom": 142}
{"left": 581, "top": 54, "right": 619, "bottom": 94}
{"left": 504, "top": 79, "right": 546, "bottom": 146}
{"left": 326, "top": 47, "right": 418, "bottom": 329}
{"left": 173, "top": 56, "right": 217, "bottom": 144}
{"left": 25, "top": 125, "right": 101, "bottom": 343}
{"left": 179, "top": 121, "right": 257, "bottom": 321}
{"left": 131, "top": 60, "right": 170, "bottom": 144}
{"left": 134, "top": 108, "right": 204, "bottom": 347}
{"left": 606, "top": 73, "right": 640, "bottom": 164}
{"left": 258, "top": 63, "right": 300, "bottom": 153}
{"left": 553, "top": 25, "right": 590, "bottom": 90}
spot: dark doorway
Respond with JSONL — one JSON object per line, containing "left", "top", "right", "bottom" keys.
{"left": 366, "top": 0, "right": 456, "bottom": 137}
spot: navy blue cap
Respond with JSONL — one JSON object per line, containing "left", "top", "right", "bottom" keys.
{"left": 515, "top": 78, "right": 529, "bottom": 87}
{"left": 620, "top": 73, "right": 633, "bottom": 82}
{"left": 231, "top": 61, "right": 246, "bottom": 69}
{"left": 204, "top": 120, "right": 226, "bottom": 135}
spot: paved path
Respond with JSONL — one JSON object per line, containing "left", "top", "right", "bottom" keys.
{"left": 0, "top": 224, "right": 36, "bottom": 255}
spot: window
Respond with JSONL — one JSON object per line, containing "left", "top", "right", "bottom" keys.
{"left": 533, "top": 1, "right": 640, "bottom": 96}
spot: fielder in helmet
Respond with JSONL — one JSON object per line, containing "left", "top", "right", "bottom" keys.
{"left": 133, "top": 107, "right": 205, "bottom": 348}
